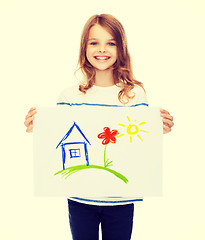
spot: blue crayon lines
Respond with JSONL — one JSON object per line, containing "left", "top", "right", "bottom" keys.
{"left": 56, "top": 122, "right": 91, "bottom": 170}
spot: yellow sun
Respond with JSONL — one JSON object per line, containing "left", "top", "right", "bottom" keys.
{"left": 117, "top": 116, "right": 149, "bottom": 143}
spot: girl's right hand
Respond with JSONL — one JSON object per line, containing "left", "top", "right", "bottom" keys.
{"left": 24, "top": 107, "right": 37, "bottom": 133}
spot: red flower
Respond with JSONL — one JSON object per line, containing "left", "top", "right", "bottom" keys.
{"left": 98, "top": 127, "right": 119, "bottom": 145}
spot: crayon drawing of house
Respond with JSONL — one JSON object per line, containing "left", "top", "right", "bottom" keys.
{"left": 56, "top": 122, "right": 91, "bottom": 170}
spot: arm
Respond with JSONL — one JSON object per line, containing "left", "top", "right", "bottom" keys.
{"left": 160, "top": 109, "right": 174, "bottom": 134}
{"left": 24, "top": 107, "right": 37, "bottom": 132}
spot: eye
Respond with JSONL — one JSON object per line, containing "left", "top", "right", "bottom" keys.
{"left": 90, "top": 42, "right": 98, "bottom": 46}
{"left": 108, "top": 42, "right": 116, "bottom": 46}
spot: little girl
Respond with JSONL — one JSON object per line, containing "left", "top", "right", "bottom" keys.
{"left": 24, "top": 14, "right": 174, "bottom": 240}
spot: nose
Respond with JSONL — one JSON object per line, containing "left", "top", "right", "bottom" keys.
{"left": 98, "top": 44, "right": 106, "bottom": 53}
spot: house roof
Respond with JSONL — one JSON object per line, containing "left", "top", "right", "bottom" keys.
{"left": 56, "top": 122, "right": 91, "bottom": 149}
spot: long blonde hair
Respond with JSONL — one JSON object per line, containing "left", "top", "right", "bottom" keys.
{"left": 77, "top": 14, "right": 145, "bottom": 104}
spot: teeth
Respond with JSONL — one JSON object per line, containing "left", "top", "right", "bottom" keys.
{"left": 95, "top": 56, "right": 109, "bottom": 60}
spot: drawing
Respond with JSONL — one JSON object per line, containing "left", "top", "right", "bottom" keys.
{"left": 97, "top": 127, "right": 119, "bottom": 168}
{"left": 56, "top": 122, "right": 91, "bottom": 170}
{"left": 54, "top": 116, "right": 149, "bottom": 183}
{"left": 54, "top": 124, "right": 128, "bottom": 183}
{"left": 117, "top": 116, "right": 149, "bottom": 142}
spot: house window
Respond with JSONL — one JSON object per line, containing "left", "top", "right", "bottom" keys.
{"left": 69, "top": 149, "right": 81, "bottom": 158}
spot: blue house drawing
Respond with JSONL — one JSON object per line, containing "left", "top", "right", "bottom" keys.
{"left": 56, "top": 122, "right": 91, "bottom": 170}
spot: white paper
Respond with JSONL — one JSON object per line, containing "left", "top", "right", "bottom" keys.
{"left": 33, "top": 105, "right": 163, "bottom": 197}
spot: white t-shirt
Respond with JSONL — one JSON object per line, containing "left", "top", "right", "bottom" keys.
{"left": 57, "top": 83, "right": 149, "bottom": 205}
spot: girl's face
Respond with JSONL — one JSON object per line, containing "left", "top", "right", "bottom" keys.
{"left": 86, "top": 24, "right": 117, "bottom": 72}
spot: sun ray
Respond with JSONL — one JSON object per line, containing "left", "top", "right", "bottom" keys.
{"left": 127, "top": 116, "right": 131, "bottom": 122}
{"left": 117, "top": 133, "right": 125, "bottom": 138}
{"left": 118, "top": 116, "right": 148, "bottom": 143}
{"left": 139, "top": 122, "right": 146, "bottom": 125}
{"left": 140, "top": 130, "right": 149, "bottom": 133}
{"left": 137, "top": 135, "right": 143, "bottom": 141}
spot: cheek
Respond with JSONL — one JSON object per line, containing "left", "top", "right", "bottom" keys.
{"left": 85, "top": 48, "right": 94, "bottom": 64}
{"left": 112, "top": 48, "right": 118, "bottom": 58}
{"left": 86, "top": 47, "right": 94, "bottom": 58}
{"left": 85, "top": 50, "right": 91, "bottom": 61}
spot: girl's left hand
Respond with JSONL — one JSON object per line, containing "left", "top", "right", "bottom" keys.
{"left": 160, "top": 109, "right": 174, "bottom": 134}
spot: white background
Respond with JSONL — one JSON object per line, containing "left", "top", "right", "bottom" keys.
{"left": 0, "top": 0, "right": 205, "bottom": 239}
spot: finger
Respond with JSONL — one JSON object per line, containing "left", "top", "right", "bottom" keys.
{"left": 24, "top": 117, "right": 32, "bottom": 127}
{"left": 28, "top": 107, "right": 36, "bottom": 111}
{"left": 25, "top": 109, "right": 37, "bottom": 120}
{"left": 163, "top": 124, "right": 172, "bottom": 134}
{"left": 160, "top": 113, "right": 173, "bottom": 121}
{"left": 27, "top": 109, "right": 37, "bottom": 118}
{"left": 160, "top": 108, "right": 170, "bottom": 115}
{"left": 24, "top": 116, "right": 34, "bottom": 127}
{"left": 27, "top": 107, "right": 36, "bottom": 115}
{"left": 162, "top": 118, "right": 174, "bottom": 128}
{"left": 26, "top": 125, "right": 33, "bottom": 133}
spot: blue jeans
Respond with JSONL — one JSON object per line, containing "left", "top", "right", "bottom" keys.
{"left": 68, "top": 199, "right": 134, "bottom": 240}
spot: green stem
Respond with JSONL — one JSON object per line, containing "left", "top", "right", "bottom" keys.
{"left": 104, "top": 145, "right": 107, "bottom": 167}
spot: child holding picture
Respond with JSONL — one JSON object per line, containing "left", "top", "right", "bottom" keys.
{"left": 24, "top": 14, "right": 174, "bottom": 240}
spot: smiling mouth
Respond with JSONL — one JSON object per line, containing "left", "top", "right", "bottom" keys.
{"left": 94, "top": 56, "right": 111, "bottom": 60}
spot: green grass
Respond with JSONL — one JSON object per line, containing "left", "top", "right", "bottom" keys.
{"left": 54, "top": 164, "right": 128, "bottom": 184}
